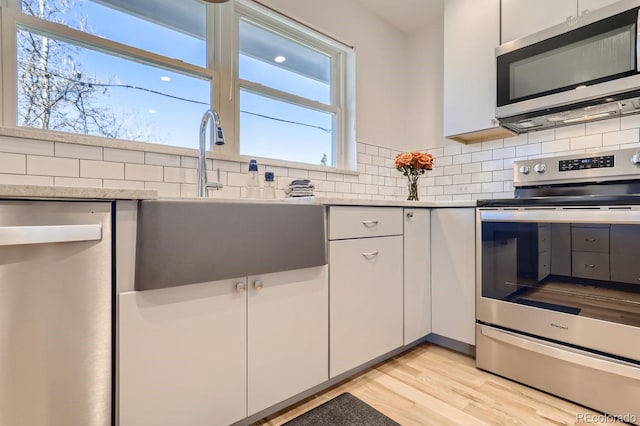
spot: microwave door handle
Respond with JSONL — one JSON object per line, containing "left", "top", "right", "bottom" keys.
{"left": 0, "top": 224, "right": 103, "bottom": 246}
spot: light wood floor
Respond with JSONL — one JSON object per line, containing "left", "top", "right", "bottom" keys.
{"left": 254, "top": 343, "right": 610, "bottom": 425}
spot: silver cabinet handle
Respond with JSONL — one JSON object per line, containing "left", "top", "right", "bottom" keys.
{"left": 253, "top": 280, "right": 263, "bottom": 290}
{"left": 361, "top": 220, "right": 379, "bottom": 226}
{"left": 585, "top": 238, "right": 596, "bottom": 242}
{"left": 236, "top": 282, "right": 246, "bottom": 292}
{"left": 0, "top": 224, "right": 102, "bottom": 246}
{"left": 406, "top": 212, "right": 414, "bottom": 218}
{"left": 362, "top": 251, "right": 379, "bottom": 258}
{"left": 585, "top": 264, "right": 596, "bottom": 268}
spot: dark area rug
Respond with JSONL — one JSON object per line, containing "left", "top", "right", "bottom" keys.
{"left": 282, "top": 392, "right": 401, "bottom": 426}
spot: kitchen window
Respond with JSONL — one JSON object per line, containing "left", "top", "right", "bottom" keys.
{"left": 0, "top": 0, "right": 355, "bottom": 170}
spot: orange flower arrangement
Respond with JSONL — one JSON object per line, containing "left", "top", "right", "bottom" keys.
{"left": 394, "top": 151, "right": 434, "bottom": 201}
{"left": 394, "top": 151, "right": 433, "bottom": 176}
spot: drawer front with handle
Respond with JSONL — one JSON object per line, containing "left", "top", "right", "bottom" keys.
{"left": 328, "top": 206, "right": 403, "bottom": 240}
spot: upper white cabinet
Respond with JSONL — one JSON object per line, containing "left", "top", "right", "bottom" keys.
{"left": 501, "top": 0, "right": 621, "bottom": 43}
{"left": 501, "top": 0, "right": 575, "bottom": 43}
{"left": 403, "top": 209, "right": 431, "bottom": 345}
{"left": 431, "top": 208, "right": 476, "bottom": 346}
{"left": 444, "top": 0, "right": 512, "bottom": 143}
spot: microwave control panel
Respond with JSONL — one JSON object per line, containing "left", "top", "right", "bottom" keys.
{"left": 559, "top": 155, "right": 614, "bottom": 172}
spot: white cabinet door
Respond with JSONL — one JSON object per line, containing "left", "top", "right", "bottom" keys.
{"left": 118, "top": 279, "right": 247, "bottom": 426}
{"left": 329, "top": 236, "right": 403, "bottom": 378}
{"left": 431, "top": 208, "right": 476, "bottom": 346}
{"left": 247, "top": 266, "right": 328, "bottom": 416}
{"left": 444, "top": 0, "right": 501, "bottom": 138}
{"left": 403, "top": 209, "right": 431, "bottom": 344}
{"left": 501, "top": 0, "right": 576, "bottom": 43}
{"left": 578, "top": 0, "right": 620, "bottom": 16}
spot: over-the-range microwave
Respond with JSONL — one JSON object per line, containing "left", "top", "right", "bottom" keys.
{"left": 496, "top": 0, "right": 640, "bottom": 133}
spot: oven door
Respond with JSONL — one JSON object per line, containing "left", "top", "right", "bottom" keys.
{"left": 477, "top": 207, "right": 640, "bottom": 362}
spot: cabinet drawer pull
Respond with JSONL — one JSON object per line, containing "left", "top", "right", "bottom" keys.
{"left": 253, "top": 280, "right": 263, "bottom": 290}
{"left": 585, "top": 264, "right": 596, "bottom": 268}
{"left": 585, "top": 238, "right": 596, "bottom": 242}
{"left": 406, "top": 212, "right": 414, "bottom": 218}
{"left": 361, "top": 220, "right": 379, "bottom": 226}
{"left": 362, "top": 251, "right": 379, "bottom": 258}
{"left": 236, "top": 282, "right": 246, "bottom": 292}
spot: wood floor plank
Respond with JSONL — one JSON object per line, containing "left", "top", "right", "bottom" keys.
{"left": 253, "top": 343, "right": 608, "bottom": 425}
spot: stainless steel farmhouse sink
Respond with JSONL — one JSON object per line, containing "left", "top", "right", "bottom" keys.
{"left": 135, "top": 199, "right": 327, "bottom": 291}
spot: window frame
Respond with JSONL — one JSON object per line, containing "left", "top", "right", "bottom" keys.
{"left": 227, "top": 0, "right": 354, "bottom": 169}
{"left": 0, "top": 0, "right": 356, "bottom": 171}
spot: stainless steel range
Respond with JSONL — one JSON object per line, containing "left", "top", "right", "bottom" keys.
{"left": 477, "top": 147, "right": 640, "bottom": 424}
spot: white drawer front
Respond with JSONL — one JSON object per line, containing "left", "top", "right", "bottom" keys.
{"left": 328, "top": 206, "right": 403, "bottom": 240}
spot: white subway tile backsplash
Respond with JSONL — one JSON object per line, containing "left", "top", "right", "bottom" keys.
{"left": 144, "top": 182, "right": 181, "bottom": 197}
{"left": 104, "top": 148, "right": 144, "bottom": 164}
{"left": 472, "top": 171, "right": 493, "bottom": 183}
{"left": 482, "top": 159, "right": 503, "bottom": 172}
{"left": 358, "top": 173, "right": 373, "bottom": 184}
{"left": 80, "top": 160, "right": 124, "bottom": 180}
{"left": 104, "top": 179, "right": 145, "bottom": 190}
{"left": 0, "top": 153, "right": 26, "bottom": 174}
{"left": 541, "top": 138, "right": 570, "bottom": 153}
{"left": 471, "top": 150, "right": 492, "bottom": 162}
{"left": 444, "top": 145, "right": 462, "bottom": 156}
{"left": 621, "top": 114, "right": 640, "bottom": 130}
{"left": 55, "top": 142, "right": 103, "bottom": 160}
{"left": 359, "top": 153, "right": 373, "bottom": 165}
{"left": 493, "top": 147, "right": 515, "bottom": 160}
{"left": 555, "top": 124, "right": 585, "bottom": 139}
{"left": 444, "top": 164, "right": 461, "bottom": 175}
{"left": 54, "top": 177, "right": 102, "bottom": 188}
{"left": 527, "top": 129, "right": 555, "bottom": 143}
{"left": 603, "top": 129, "right": 639, "bottom": 146}
{"left": 462, "top": 162, "right": 482, "bottom": 174}
{"left": 378, "top": 147, "right": 391, "bottom": 158}
{"left": 365, "top": 144, "right": 379, "bottom": 156}
{"left": 570, "top": 134, "right": 602, "bottom": 150}
{"left": 164, "top": 166, "right": 197, "bottom": 184}
{"left": 452, "top": 174, "right": 471, "bottom": 184}
{"left": 27, "top": 155, "right": 78, "bottom": 177}
{"left": 145, "top": 152, "right": 181, "bottom": 167}
{"left": 482, "top": 182, "right": 504, "bottom": 193}
{"left": 492, "top": 169, "right": 513, "bottom": 181}
{"left": 586, "top": 118, "right": 620, "bottom": 135}
{"left": 125, "top": 163, "right": 163, "bottom": 182}
{"left": 515, "top": 143, "right": 541, "bottom": 157}
{"left": 0, "top": 173, "right": 53, "bottom": 186}
{"left": 335, "top": 182, "right": 351, "bottom": 192}
{"left": 481, "top": 140, "right": 503, "bottom": 150}
{"left": 0, "top": 137, "right": 54, "bottom": 156}
{"left": 452, "top": 153, "right": 471, "bottom": 165}
{"left": 503, "top": 134, "right": 528, "bottom": 147}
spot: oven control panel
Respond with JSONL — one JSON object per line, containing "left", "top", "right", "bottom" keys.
{"left": 513, "top": 147, "right": 640, "bottom": 187}
{"left": 559, "top": 155, "right": 614, "bottom": 172}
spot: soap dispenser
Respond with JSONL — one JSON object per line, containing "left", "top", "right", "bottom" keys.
{"left": 246, "top": 159, "right": 261, "bottom": 199}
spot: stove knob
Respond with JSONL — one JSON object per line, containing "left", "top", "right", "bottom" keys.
{"left": 519, "top": 165, "right": 531, "bottom": 175}
{"left": 631, "top": 153, "right": 640, "bottom": 165}
{"left": 534, "top": 163, "right": 547, "bottom": 174}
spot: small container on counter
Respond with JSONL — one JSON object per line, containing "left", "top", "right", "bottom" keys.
{"left": 263, "top": 172, "right": 276, "bottom": 200}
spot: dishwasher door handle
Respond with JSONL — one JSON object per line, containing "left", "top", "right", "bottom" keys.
{"left": 0, "top": 224, "right": 103, "bottom": 246}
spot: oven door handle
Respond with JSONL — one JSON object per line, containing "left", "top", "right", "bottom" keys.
{"left": 480, "top": 325, "right": 640, "bottom": 380}
{"left": 480, "top": 209, "right": 640, "bottom": 224}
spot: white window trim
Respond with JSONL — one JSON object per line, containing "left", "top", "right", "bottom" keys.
{"left": 223, "top": 0, "right": 355, "bottom": 170}
{"left": 0, "top": 0, "right": 357, "bottom": 172}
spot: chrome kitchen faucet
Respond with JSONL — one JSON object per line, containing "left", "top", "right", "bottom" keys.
{"left": 198, "top": 109, "right": 225, "bottom": 197}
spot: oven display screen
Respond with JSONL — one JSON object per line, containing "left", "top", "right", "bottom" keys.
{"left": 559, "top": 155, "right": 614, "bottom": 171}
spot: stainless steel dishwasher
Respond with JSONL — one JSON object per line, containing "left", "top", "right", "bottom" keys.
{"left": 0, "top": 200, "right": 112, "bottom": 426}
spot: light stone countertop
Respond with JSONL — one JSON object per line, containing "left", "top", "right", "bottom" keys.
{"left": 0, "top": 184, "right": 477, "bottom": 207}
{"left": 0, "top": 184, "right": 157, "bottom": 200}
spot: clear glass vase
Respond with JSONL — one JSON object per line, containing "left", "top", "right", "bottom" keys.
{"left": 407, "top": 173, "right": 420, "bottom": 201}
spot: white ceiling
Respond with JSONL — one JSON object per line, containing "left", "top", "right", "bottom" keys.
{"left": 353, "top": 0, "right": 443, "bottom": 33}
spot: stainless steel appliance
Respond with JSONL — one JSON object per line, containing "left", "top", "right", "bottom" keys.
{"left": 477, "top": 148, "right": 640, "bottom": 424}
{"left": 496, "top": 0, "right": 640, "bottom": 133}
{"left": 0, "top": 200, "right": 113, "bottom": 426}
